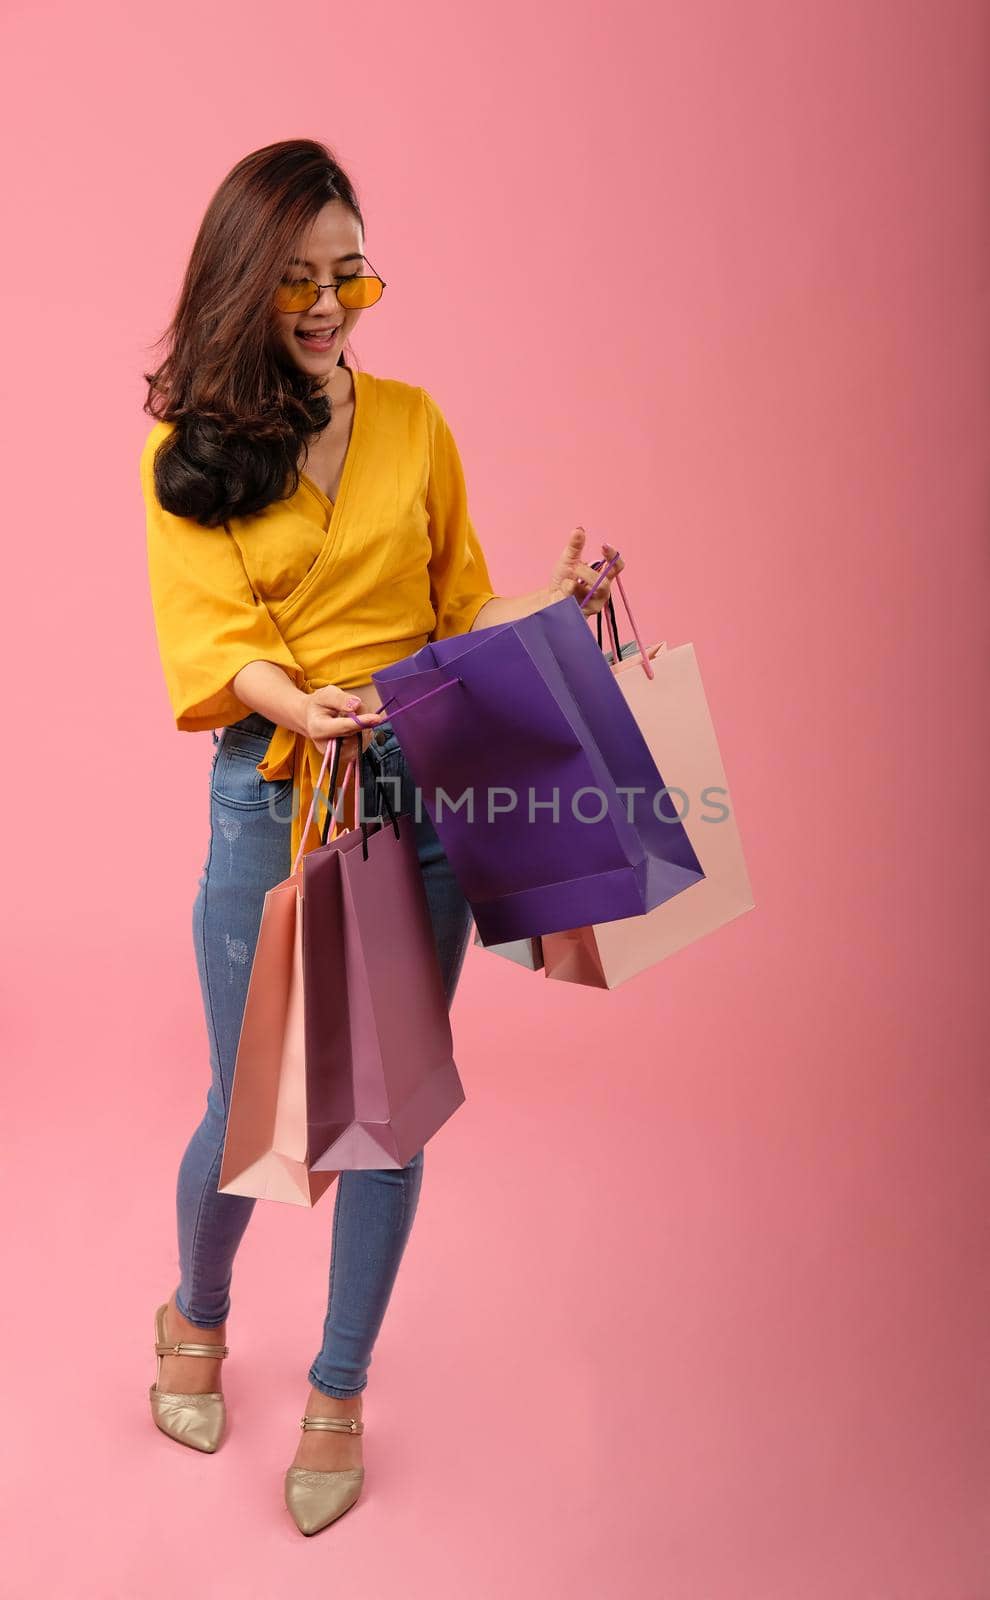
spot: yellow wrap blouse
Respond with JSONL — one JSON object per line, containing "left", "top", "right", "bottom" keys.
{"left": 141, "top": 368, "right": 498, "bottom": 865}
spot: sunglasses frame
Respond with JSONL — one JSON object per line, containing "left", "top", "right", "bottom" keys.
{"left": 275, "top": 254, "right": 387, "bottom": 315}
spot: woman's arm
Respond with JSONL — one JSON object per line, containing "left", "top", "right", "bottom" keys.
{"left": 470, "top": 531, "right": 623, "bottom": 630}
{"left": 471, "top": 588, "right": 555, "bottom": 628}
{"left": 231, "top": 660, "right": 312, "bottom": 735}
{"left": 231, "top": 660, "right": 387, "bottom": 755}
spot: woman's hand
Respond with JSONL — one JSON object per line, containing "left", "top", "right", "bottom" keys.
{"left": 303, "top": 685, "right": 389, "bottom": 763}
{"left": 548, "top": 529, "right": 624, "bottom": 615}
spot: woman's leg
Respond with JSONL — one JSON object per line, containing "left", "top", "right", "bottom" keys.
{"left": 307, "top": 726, "right": 474, "bottom": 1398}
{"left": 175, "top": 722, "right": 294, "bottom": 1327}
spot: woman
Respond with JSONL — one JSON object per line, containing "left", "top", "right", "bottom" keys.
{"left": 140, "top": 137, "right": 621, "bottom": 1537}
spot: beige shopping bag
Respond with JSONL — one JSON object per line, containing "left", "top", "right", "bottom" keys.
{"left": 217, "top": 749, "right": 356, "bottom": 1206}
{"left": 541, "top": 622, "right": 755, "bottom": 988}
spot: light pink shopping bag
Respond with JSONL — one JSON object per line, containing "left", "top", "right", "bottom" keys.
{"left": 217, "top": 753, "right": 355, "bottom": 1207}
{"left": 541, "top": 567, "right": 755, "bottom": 988}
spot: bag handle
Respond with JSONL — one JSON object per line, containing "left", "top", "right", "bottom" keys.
{"left": 292, "top": 713, "right": 403, "bottom": 878}
{"left": 292, "top": 678, "right": 463, "bottom": 869}
{"left": 292, "top": 735, "right": 355, "bottom": 877}
{"left": 318, "top": 734, "right": 345, "bottom": 846}
{"left": 378, "top": 674, "right": 464, "bottom": 720}
{"left": 352, "top": 735, "right": 403, "bottom": 860}
{"left": 583, "top": 550, "right": 655, "bottom": 681}
{"left": 595, "top": 589, "right": 622, "bottom": 662}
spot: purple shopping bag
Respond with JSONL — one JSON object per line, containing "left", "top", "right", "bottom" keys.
{"left": 372, "top": 563, "right": 704, "bottom": 944}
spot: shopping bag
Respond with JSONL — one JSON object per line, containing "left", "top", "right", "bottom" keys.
{"left": 472, "top": 926, "right": 545, "bottom": 969}
{"left": 304, "top": 738, "right": 465, "bottom": 1172}
{"left": 217, "top": 749, "right": 356, "bottom": 1207}
{"left": 469, "top": 564, "right": 643, "bottom": 974}
{"left": 541, "top": 571, "right": 756, "bottom": 989}
{"left": 371, "top": 552, "right": 705, "bottom": 945}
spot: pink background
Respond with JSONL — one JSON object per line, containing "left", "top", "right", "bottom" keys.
{"left": 2, "top": 1, "right": 987, "bottom": 1595}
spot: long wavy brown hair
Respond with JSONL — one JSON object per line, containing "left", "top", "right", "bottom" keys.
{"left": 142, "top": 139, "right": 366, "bottom": 527}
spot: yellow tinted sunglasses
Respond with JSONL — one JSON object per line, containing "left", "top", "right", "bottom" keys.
{"left": 274, "top": 256, "right": 386, "bottom": 315}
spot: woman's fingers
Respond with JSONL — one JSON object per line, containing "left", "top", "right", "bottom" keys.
{"left": 592, "top": 546, "right": 624, "bottom": 579}
{"left": 310, "top": 686, "right": 387, "bottom": 722}
{"left": 314, "top": 725, "right": 375, "bottom": 760}
{"left": 555, "top": 527, "right": 586, "bottom": 573}
{"left": 572, "top": 563, "right": 610, "bottom": 596}
{"left": 572, "top": 544, "right": 626, "bottom": 609}
{"left": 577, "top": 546, "right": 623, "bottom": 587}
{"left": 310, "top": 686, "right": 387, "bottom": 734}
{"left": 311, "top": 685, "right": 361, "bottom": 713}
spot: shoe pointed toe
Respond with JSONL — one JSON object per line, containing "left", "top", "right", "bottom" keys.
{"left": 284, "top": 1466, "right": 365, "bottom": 1535}
{"left": 149, "top": 1385, "right": 227, "bottom": 1453}
{"left": 149, "top": 1298, "right": 230, "bottom": 1453}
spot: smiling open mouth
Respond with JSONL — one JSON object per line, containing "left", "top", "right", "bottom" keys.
{"left": 296, "top": 327, "right": 339, "bottom": 347}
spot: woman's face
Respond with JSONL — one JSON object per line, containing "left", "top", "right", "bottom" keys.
{"left": 274, "top": 200, "right": 368, "bottom": 389}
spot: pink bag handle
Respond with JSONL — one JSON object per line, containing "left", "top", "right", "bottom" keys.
{"left": 579, "top": 546, "right": 621, "bottom": 609}
{"left": 292, "top": 730, "right": 357, "bottom": 878}
{"left": 581, "top": 549, "right": 655, "bottom": 681}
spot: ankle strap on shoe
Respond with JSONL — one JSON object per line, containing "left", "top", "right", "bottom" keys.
{"left": 155, "top": 1340, "right": 230, "bottom": 1359}
{"left": 300, "top": 1415, "right": 363, "bottom": 1433}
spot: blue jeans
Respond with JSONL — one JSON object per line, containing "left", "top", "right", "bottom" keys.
{"left": 174, "top": 711, "right": 474, "bottom": 1398}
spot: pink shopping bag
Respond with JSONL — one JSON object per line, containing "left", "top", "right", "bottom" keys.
{"left": 217, "top": 752, "right": 356, "bottom": 1207}
{"left": 541, "top": 567, "right": 756, "bottom": 989}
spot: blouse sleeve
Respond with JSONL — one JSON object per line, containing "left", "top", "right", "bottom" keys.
{"left": 140, "top": 423, "right": 307, "bottom": 731}
{"left": 420, "top": 388, "right": 498, "bottom": 640}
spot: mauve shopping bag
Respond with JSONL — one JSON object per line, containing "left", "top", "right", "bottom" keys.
{"left": 303, "top": 739, "right": 465, "bottom": 1171}
{"left": 541, "top": 574, "right": 756, "bottom": 988}
{"left": 371, "top": 562, "right": 704, "bottom": 944}
{"left": 217, "top": 756, "right": 356, "bottom": 1207}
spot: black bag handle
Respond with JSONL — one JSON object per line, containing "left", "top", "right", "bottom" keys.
{"left": 595, "top": 591, "right": 622, "bottom": 662}
{"left": 317, "top": 734, "right": 343, "bottom": 845}
{"left": 590, "top": 557, "right": 622, "bottom": 662}
{"left": 319, "top": 729, "right": 402, "bottom": 858}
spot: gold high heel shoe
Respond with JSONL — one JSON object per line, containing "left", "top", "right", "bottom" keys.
{"left": 148, "top": 1301, "right": 229, "bottom": 1453}
{"left": 284, "top": 1415, "right": 366, "bottom": 1535}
